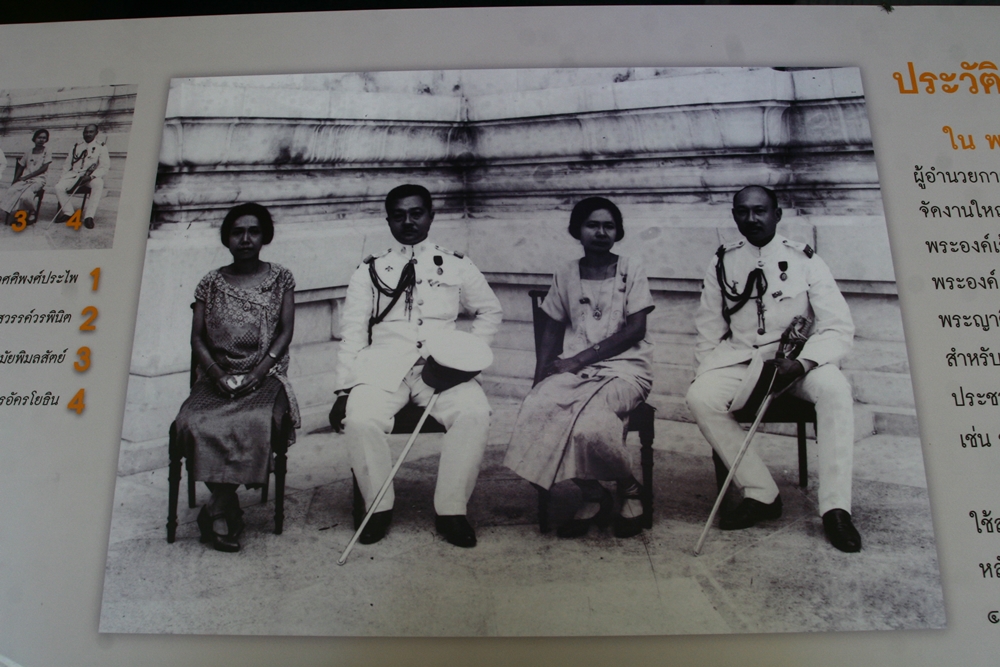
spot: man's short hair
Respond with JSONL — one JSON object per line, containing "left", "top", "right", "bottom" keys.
{"left": 386, "top": 184, "right": 433, "bottom": 214}
{"left": 220, "top": 202, "right": 275, "bottom": 246}
{"left": 733, "top": 185, "right": 779, "bottom": 209}
{"left": 568, "top": 196, "right": 625, "bottom": 241}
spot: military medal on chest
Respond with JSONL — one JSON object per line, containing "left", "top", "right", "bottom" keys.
{"left": 434, "top": 255, "right": 444, "bottom": 275}
{"left": 779, "top": 261, "right": 788, "bottom": 281}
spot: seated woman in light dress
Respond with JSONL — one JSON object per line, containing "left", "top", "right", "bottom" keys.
{"left": 174, "top": 203, "right": 300, "bottom": 552}
{"left": 1, "top": 129, "right": 52, "bottom": 226}
{"left": 504, "top": 197, "right": 655, "bottom": 539}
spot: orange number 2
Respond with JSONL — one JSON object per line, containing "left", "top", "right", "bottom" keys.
{"left": 79, "top": 306, "right": 98, "bottom": 331}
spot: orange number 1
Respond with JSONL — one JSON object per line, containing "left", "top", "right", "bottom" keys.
{"left": 90, "top": 267, "right": 100, "bottom": 292}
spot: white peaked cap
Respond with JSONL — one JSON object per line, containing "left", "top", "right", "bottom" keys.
{"left": 423, "top": 329, "right": 494, "bottom": 373}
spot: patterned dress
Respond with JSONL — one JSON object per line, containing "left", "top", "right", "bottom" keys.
{"left": 0, "top": 147, "right": 51, "bottom": 215}
{"left": 175, "top": 263, "right": 300, "bottom": 485}
{"left": 504, "top": 255, "right": 655, "bottom": 489}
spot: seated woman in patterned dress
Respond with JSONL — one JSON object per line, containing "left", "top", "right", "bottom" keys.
{"left": 174, "top": 203, "right": 300, "bottom": 553}
{"left": 0, "top": 129, "right": 52, "bottom": 225}
{"left": 504, "top": 197, "right": 655, "bottom": 539}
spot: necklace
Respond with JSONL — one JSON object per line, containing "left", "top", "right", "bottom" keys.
{"left": 581, "top": 276, "right": 614, "bottom": 320}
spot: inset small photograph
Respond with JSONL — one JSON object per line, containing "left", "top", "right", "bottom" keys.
{"left": 0, "top": 84, "right": 137, "bottom": 250}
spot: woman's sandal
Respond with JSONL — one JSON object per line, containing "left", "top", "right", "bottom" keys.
{"left": 557, "top": 487, "right": 614, "bottom": 538}
{"left": 196, "top": 504, "right": 242, "bottom": 553}
{"left": 614, "top": 482, "right": 645, "bottom": 539}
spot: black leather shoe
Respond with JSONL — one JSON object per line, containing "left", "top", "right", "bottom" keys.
{"left": 359, "top": 509, "right": 393, "bottom": 545}
{"left": 719, "top": 496, "right": 783, "bottom": 530}
{"left": 83, "top": 217, "right": 95, "bottom": 229}
{"left": 54, "top": 212, "right": 70, "bottom": 224}
{"left": 823, "top": 509, "right": 862, "bottom": 552}
{"left": 435, "top": 514, "right": 477, "bottom": 548}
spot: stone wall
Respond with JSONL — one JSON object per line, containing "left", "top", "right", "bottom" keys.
{"left": 120, "top": 68, "right": 912, "bottom": 475}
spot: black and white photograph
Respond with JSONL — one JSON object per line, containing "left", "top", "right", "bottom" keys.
{"left": 100, "top": 67, "right": 943, "bottom": 636}
{"left": 0, "top": 84, "right": 137, "bottom": 250}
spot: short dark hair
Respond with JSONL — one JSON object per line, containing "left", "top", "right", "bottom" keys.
{"left": 733, "top": 185, "right": 779, "bottom": 209}
{"left": 568, "top": 197, "right": 625, "bottom": 241}
{"left": 31, "top": 129, "right": 49, "bottom": 142}
{"left": 385, "top": 184, "right": 433, "bottom": 214}
{"left": 220, "top": 202, "right": 275, "bottom": 246}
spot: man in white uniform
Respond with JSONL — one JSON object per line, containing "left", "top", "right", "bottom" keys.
{"left": 330, "top": 184, "right": 503, "bottom": 548}
{"left": 686, "top": 185, "right": 862, "bottom": 552}
{"left": 54, "top": 124, "right": 109, "bottom": 229}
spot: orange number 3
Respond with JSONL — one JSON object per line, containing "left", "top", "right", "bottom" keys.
{"left": 12, "top": 211, "right": 27, "bottom": 232}
{"left": 74, "top": 346, "right": 91, "bottom": 372}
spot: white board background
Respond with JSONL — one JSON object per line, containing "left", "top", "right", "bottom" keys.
{"left": 0, "top": 5, "right": 993, "bottom": 665}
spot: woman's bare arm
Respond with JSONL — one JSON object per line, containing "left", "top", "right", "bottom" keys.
{"left": 533, "top": 311, "right": 566, "bottom": 386}
{"left": 546, "top": 307, "right": 651, "bottom": 377}
{"left": 234, "top": 288, "right": 295, "bottom": 396}
{"left": 190, "top": 300, "right": 232, "bottom": 395}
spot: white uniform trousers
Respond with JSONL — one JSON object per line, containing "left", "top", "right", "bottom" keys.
{"left": 55, "top": 174, "right": 103, "bottom": 219}
{"left": 686, "top": 363, "right": 854, "bottom": 516}
{"left": 344, "top": 363, "right": 491, "bottom": 516}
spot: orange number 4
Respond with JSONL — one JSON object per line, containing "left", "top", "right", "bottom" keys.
{"left": 67, "top": 388, "right": 85, "bottom": 415}
{"left": 66, "top": 210, "right": 82, "bottom": 231}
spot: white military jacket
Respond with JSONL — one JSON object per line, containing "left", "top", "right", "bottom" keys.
{"left": 693, "top": 233, "right": 854, "bottom": 376}
{"left": 62, "top": 137, "right": 110, "bottom": 180}
{"left": 334, "top": 240, "right": 503, "bottom": 393}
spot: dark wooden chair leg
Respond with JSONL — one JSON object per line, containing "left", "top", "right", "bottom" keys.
{"left": 797, "top": 421, "right": 809, "bottom": 488}
{"left": 712, "top": 450, "right": 729, "bottom": 493}
{"left": 352, "top": 470, "right": 364, "bottom": 528}
{"left": 187, "top": 465, "right": 196, "bottom": 508}
{"left": 29, "top": 189, "right": 43, "bottom": 225}
{"left": 532, "top": 483, "right": 551, "bottom": 533}
{"left": 167, "top": 423, "right": 182, "bottom": 543}
{"left": 636, "top": 403, "right": 655, "bottom": 529}
{"left": 272, "top": 413, "right": 291, "bottom": 534}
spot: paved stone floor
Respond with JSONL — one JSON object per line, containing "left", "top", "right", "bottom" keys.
{"left": 99, "top": 399, "right": 945, "bottom": 636}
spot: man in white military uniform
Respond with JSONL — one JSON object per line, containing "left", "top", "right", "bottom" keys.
{"left": 686, "top": 186, "right": 862, "bottom": 552}
{"left": 54, "top": 124, "right": 110, "bottom": 229}
{"left": 331, "top": 184, "right": 503, "bottom": 548}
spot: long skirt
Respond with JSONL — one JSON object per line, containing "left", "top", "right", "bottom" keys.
{"left": 175, "top": 375, "right": 288, "bottom": 486}
{"left": 0, "top": 178, "right": 44, "bottom": 215}
{"left": 503, "top": 372, "right": 644, "bottom": 489}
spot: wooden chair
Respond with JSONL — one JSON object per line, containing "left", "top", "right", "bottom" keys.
{"left": 166, "top": 305, "right": 294, "bottom": 542}
{"left": 528, "top": 289, "right": 655, "bottom": 533}
{"left": 712, "top": 395, "right": 817, "bottom": 492}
